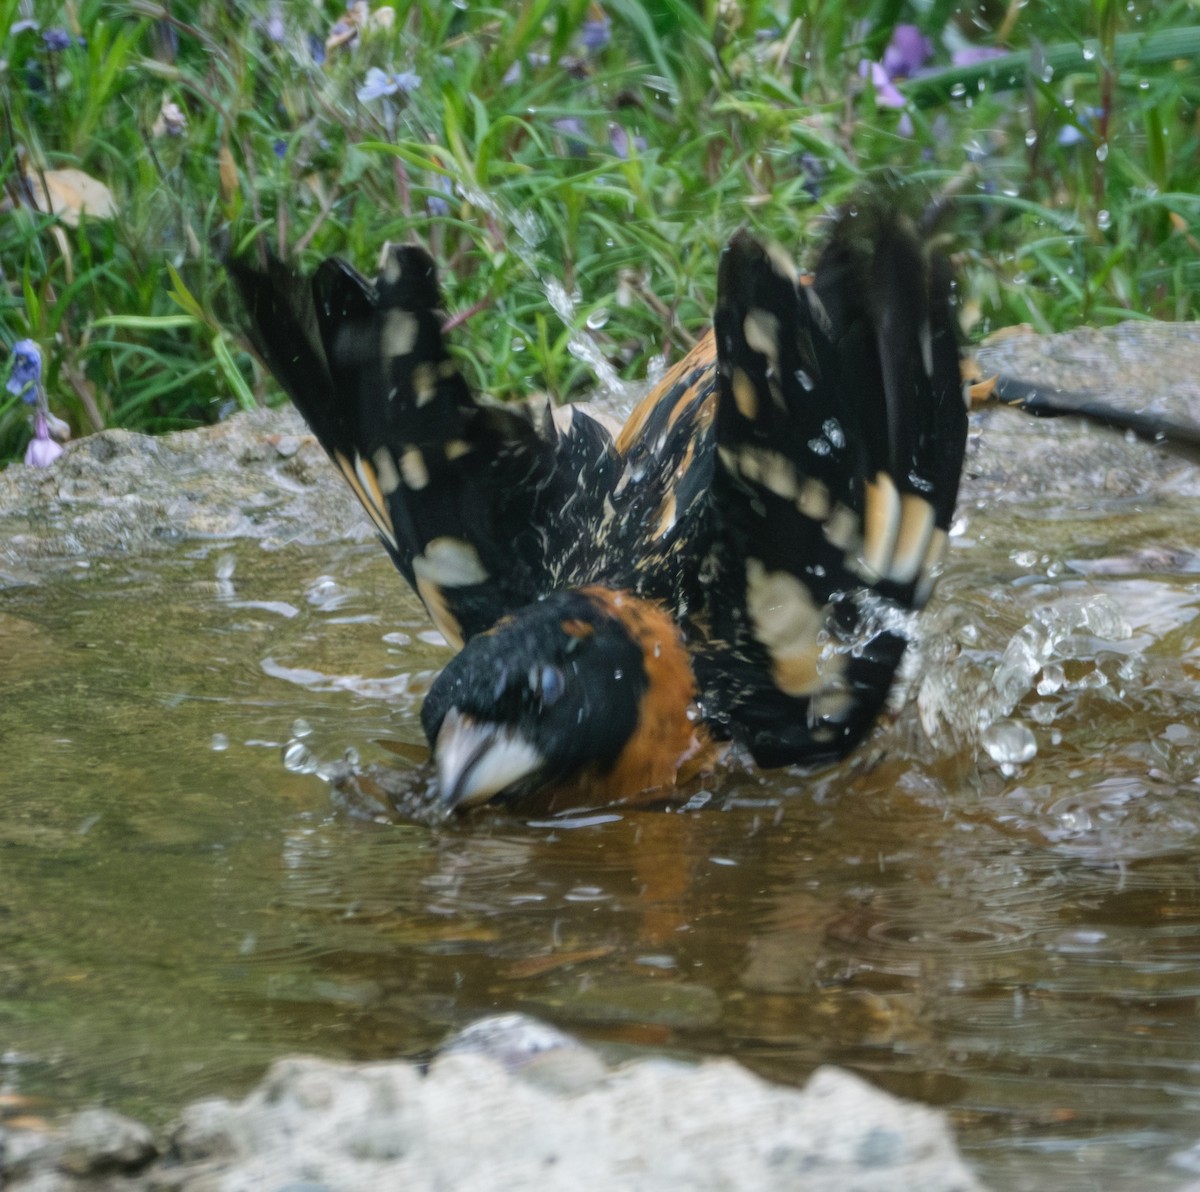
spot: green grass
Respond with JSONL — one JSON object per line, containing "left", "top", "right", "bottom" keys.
{"left": 2, "top": 0, "right": 1199, "bottom": 464}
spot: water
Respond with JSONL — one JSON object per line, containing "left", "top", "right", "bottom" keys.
{"left": 3, "top": 491, "right": 1200, "bottom": 1190}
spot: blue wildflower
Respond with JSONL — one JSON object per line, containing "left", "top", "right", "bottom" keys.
{"left": 883, "top": 24, "right": 932, "bottom": 79}
{"left": 860, "top": 59, "right": 906, "bottom": 109}
{"left": 25, "top": 411, "right": 63, "bottom": 468}
{"left": 552, "top": 116, "right": 588, "bottom": 158}
{"left": 42, "top": 27, "right": 74, "bottom": 51}
{"left": 273, "top": 138, "right": 288, "bottom": 159}
{"left": 580, "top": 16, "right": 611, "bottom": 55}
{"left": 427, "top": 173, "right": 454, "bottom": 217}
{"left": 608, "top": 124, "right": 646, "bottom": 159}
{"left": 1058, "top": 106, "right": 1103, "bottom": 148}
{"left": 357, "top": 67, "right": 421, "bottom": 102}
{"left": 503, "top": 52, "right": 550, "bottom": 85}
{"left": 306, "top": 33, "right": 326, "bottom": 66}
{"left": 6, "top": 339, "right": 42, "bottom": 403}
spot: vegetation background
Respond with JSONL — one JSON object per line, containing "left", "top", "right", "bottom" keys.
{"left": 2, "top": 0, "right": 1198, "bottom": 465}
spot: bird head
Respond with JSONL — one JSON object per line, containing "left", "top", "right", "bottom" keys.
{"left": 420, "top": 587, "right": 703, "bottom": 811}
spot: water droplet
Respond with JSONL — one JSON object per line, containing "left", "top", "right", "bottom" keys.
{"left": 283, "top": 741, "right": 317, "bottom": 773}
{"left": 211, "top": 733, "right": 229, "bottom": 752}
{"left": 1024, "top": 129, "right": 1037, "bottom": 148}
{"left": 1036, "top": 662, "right": 1065, "bottom": 696}
{"left": 512, "top": 337, "right": 526, "bottom": 352}
{"left": 1095, "top": 142, "right": 1109, "bottom": 163}
{"left": 291, "top": 718, "right": 314, "bottom": 739}
{"left": 981, "top": 720, "right": 1037, "bottom": 767}
{"left": 1097, "top": 209, "right": 1112, "bottom": 230}
{"left": 1082, "top": 45, "right": 1096, "bottom": 61}
{"left": 949, "top": 82, "right": 967, "bottom": 99}
{"left": 1030, "top": 701, "right": 1057, "bottom": 725}
{"left": 795, "top": 368, "right": 814, "bottom": 391}
{"left": 585, "top": 307, "right": 610, "bottom": 330}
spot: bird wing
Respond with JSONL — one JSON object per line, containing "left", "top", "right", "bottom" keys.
{"left": 694, "top": 205, "right": 968, "bottom": 767}
{"left": 229, "top": 245, "right": 622, "bottom": 650}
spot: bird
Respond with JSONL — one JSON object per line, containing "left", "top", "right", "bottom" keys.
{"left": 229, "top": 194, "right": 969, "bottom": 815}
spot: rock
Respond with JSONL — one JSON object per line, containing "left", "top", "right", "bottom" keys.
{"left": 0, "top": 407, "right": 372, "bottom": 574}
{"left": 182, "top": 1047, "right": 982, "bottom": 1192}
{"left": 58, "top": 1107, "right": 157, "bottom": 1175}
{"left": 4, "top": 1016, "right": 985, "bottom": 1191}
{"left": 969, "top": 321, "right": 1200, "bottom": 504}
{"left": 437, "top": 1012, "right": 608, "bottom": 1094}
{"left": 169, "top": 1099, "right": 239, "bottom": 1164}
{"left": 4, "top": 321, "right": 1200, "bottom": 577}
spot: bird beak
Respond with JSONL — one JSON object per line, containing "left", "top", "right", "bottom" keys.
{"left": 434, "top": 708, "right": 544, "bottom": 810}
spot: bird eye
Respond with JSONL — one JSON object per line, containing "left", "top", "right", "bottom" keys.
{"left": 530, "top": 664, "right": 566, "bottom": 706}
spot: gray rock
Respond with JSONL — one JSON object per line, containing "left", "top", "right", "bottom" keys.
{"left": 5, "top": 1021, "right": 984, "bottom": 1191}
{"left": 969, "top": 321, "right": 1200, "bottom": 504}
{"left": 170, "top": 1048, "right": 982, "bottom": 1192}
{"left": 169, "top": 1099, "right": 239, "bottom": 1165}
{"left": 58, "top": 1107, "right": 157, "bottom": 1175}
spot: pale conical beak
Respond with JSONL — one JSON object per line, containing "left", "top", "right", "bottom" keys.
{"left": 434, "top": 708, "right": 544, "bottom": 810}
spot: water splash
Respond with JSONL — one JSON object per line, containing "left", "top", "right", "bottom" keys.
{"left": 456, "top": 180, "right": 639, "bottom": 408}
{"left": 990, "top": 594, "right": 1130, "bottom": 718}
{"left": 544, "top": 278, "right": 639, "bottom": 404}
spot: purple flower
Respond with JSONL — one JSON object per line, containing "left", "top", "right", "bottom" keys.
{"left": 580, "top": 16, "right": 611, "bottom": 55}
{"left": 357, "top": 67, "right": 421, "bottom": 102}
{"left": 427, "top": 173, "right": 454, "bottom": 216}
{"left": 503, "top": 52, "right": 551, "bottom": 85}
{"left": 608, "top": 124, "right": 647, "bottom": 159}
{"left": 25, "top": 411, "right": 63, "bottom": 467}
{"left": 860, "top": 60, "right": 906, "bottom": 109}
{"left": 883, "top": 24, "right": 932, "bottom": 79}
{"left": 552, "top": 116, "right": 588, "bottom": 158}
{"left": 273, "top": 138, "right": 288, "bottom": 159}
{"left": 6, "top": 339, "right": 42, "bottom": 402}
{"left": 951, "top": 46, "right": 1006, "bottom": 67}
{"left": 42, "top": 27, "right": 74, "bottom": 51}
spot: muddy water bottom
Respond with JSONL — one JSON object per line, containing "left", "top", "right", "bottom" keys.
{"left": 3, "top": 494, "right": 1200, "bottom": 1191}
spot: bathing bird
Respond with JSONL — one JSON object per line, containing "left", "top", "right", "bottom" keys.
{"left": 230, "top": 196, "right": 969, "bottom": 812}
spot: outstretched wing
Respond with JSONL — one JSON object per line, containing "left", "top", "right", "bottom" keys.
{"left": 229, "top": 245, "right": 618, "bottom": 649}
{"left": 695, "top": 204, "right": 968, "bottom": 767}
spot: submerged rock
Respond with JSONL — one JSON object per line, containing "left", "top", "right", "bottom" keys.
{"left": 2, "top": 1015, "right": 986, "bottom": 1192}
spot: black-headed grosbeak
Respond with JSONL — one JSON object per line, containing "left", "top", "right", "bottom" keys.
{"left": 230, "top": 197, "right": 968, "bottom": 814}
